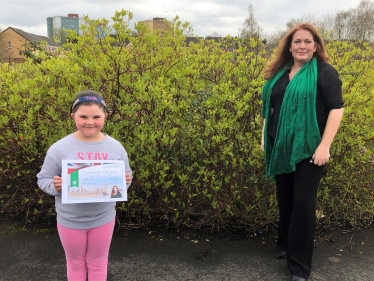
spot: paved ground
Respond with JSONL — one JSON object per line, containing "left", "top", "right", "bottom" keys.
{"left": 0, "top": 223, "right": 373, "bottom": 281}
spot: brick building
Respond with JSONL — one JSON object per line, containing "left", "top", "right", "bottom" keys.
{"left": 0, "top": 27, "right": 59, "bottom": 64}
{"left": 138, "top": 17, "right": 172, "bottom": 35}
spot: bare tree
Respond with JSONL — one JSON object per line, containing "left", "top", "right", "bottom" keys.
{"left": 331, "top": 0, "right": 374, "bottom": 41}
{"left": 53, "top": 28, "right": 69, "bottom": 43}
{"left": 286, "top": 13, "right": 322, "bottom": 30}
{"left": 278, "top": 1, "right": 374, "bottom": 42}
{"left": 352, "top": 0, "right": 374, "bottom": 41}
{"left": 263, "top": 26, "right": 286, "bottom": 47}
{"left": 318, "top": 13, "right": 336, "bottom": 37}
{"left": 285, "top": 13, "right": 336, "bottom": 39}
{"left": 246, "top": 0, "right": 374, "bottom": 51}
{"left": 240, "top": 4, "right": 261, "bottom": 39}
{"left": 334, "top": 11, "right": 352, "bottom": 40}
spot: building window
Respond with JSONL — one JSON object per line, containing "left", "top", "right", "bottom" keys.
{"left": 7, "top": 42, "right": 11, "bottom": 48}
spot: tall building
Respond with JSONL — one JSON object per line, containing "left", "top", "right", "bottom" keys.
{"left": 47, "top": 13, "right": 85, "bottom": 41}
{"left": 138, "top": 17, "right": 172, "bottom": 35}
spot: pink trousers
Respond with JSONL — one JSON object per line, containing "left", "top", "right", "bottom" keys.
{"left": 57, "top": 220, "right": 115, "bottom": 281}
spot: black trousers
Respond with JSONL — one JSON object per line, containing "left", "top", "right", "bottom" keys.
{"left": 275, "top": 157, "right": 325, "bottom": 279}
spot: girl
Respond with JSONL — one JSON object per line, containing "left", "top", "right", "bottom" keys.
{"left": 37, "top": 90, "right": 132, "bottom": 281}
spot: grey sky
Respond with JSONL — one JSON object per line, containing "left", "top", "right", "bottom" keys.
{"left": 0, "top": 0, "right": 363, "bottom": 38}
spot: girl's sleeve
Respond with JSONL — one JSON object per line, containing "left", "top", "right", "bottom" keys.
{"left": 37, "top": 154, "right": 61, "bottom": 196}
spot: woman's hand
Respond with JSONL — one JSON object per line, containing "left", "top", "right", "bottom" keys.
{"left": 312, "top": 145, "right": 330, "bottom": 166}
{"left": 261, "top": 119, "right": 266, "bottom": 151}
{"left": 312, "top": 108, "right": 344, "bottom": 166}
{"left": 125, "top": 173, "right": 132, "bottom": 185}
{"left": 53, "top": 176, "right": 63, "bottom": 192}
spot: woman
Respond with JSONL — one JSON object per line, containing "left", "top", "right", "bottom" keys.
{"left": 261, "top": 23, "right": 344, "bottom": 281}
{"left": 111, "top": 185, "right": 122, "bottom": 198}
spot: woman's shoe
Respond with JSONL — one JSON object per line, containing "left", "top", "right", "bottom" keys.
{"left": 290, "top": 275, "right": 306, "bottom": 281}
{"left": 274, "top": 250, "right": 287, "bottom": 259}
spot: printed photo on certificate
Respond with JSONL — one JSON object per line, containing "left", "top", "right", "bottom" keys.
{"left": 61, "top": 160, "right": 127, "bottom": 204}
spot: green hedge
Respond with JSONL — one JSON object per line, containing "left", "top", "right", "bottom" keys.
{"left": 0, "top": 11, "right": 373, "bottom": 230}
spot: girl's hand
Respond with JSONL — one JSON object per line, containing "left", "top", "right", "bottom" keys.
{"left": 53, "top": 176, "right": 63, "bottom": 192}
{"left": 125, "top": 173, "right": 132, "bottom": 185}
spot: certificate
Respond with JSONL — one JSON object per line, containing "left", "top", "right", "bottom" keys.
{"left": 61, "top": 160, "right": 127, "bottom": 204}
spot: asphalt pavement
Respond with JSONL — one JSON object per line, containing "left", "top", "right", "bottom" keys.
{"left": 0, "top": 223, "right": 373, "bottom": 281}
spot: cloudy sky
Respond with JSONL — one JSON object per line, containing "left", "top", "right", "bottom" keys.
{"left": 0, "top": 0, "right": 363, "bottom": 38}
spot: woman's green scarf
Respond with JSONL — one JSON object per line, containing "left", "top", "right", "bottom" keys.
{"left": 261, "top": 58, "right": 321, "bottom": 179}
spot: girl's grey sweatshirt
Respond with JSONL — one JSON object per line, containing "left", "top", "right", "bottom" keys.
{"left": 37, "top": 134, "right": 132, "bottom": 229}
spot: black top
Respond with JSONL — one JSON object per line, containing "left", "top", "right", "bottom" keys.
{"left": 268, "top": 61, "right": 344, "bottom": 138}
